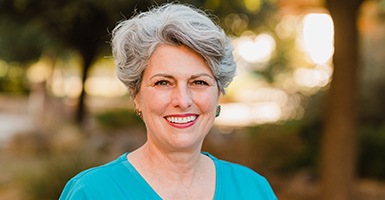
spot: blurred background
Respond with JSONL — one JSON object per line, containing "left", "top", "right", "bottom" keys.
{"left": 0, "top": 0, "right": 385, "bottom": 199}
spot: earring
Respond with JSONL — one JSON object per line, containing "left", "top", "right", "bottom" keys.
{"left": 133, "top": 102, "right": 142, "bottom": 118}
{"left": 135, "top": 109, "right": 143, "bottom": 118}
{"left": 215, "top": 105, "right": 221, "bottom": 117}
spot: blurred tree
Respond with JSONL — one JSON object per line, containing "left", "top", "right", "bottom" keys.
{"left": 0, "top": 0, "right": 163, "bottom": 123}
{"left": 0, "top": 17, "right": 47, "bottom": 63}
{"left": 320, "top": 0, "right": 363, "bottom": 200}
{"left": 0, "top": 0, "right": 276, "bottom": 123}
{"left": 204, "top": 0, "right": 276, "bottom": 32}
{"left": 0, "top": 6, "right": 52, "bottom": 94}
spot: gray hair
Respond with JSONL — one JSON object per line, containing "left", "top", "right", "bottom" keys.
{"left": 111, "top": 3, "right": 236, "bottom": 97}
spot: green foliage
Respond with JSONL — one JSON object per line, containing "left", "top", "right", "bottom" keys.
{"left": 0, "top": 0, "right": 278, "bottom": 120}
{"left": 358, "top": 124, "right": 385, "bottom": 180}
{"left": 0, "top": 18, "right": 48, "bottom": 63}
{"left": 18, "top": 151, "right": 103, "bottom": 200}
{"left": 0, "top": 62, "right": 30, "bottom": 94}
{"left": 244, "top": 121, "right": 320, "bottom": 174}
{"left": 95, "top": 109, "right": 145, "bottom": 129}
{"left": 249, "top": 120, "right": 385, "bottom": 181}
{"left": 204, "top": 0, "right": 277, "bottom": 36}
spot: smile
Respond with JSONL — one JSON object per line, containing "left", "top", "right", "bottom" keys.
{"left": 165, "top": 115, "right": 197, "bottom": 124}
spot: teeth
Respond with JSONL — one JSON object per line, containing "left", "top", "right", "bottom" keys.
{"left": 166, "top": 116, "right": 196, "bottom": 124}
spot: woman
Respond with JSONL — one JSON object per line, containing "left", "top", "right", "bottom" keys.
{"left": 60, "top": 3, "right": 277, "bottom": 200}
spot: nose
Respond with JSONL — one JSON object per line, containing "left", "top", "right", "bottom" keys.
{"left": 171, "top": 84, "right": 193, "bottom": 109}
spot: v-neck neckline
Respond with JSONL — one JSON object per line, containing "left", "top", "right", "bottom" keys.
{"left": 122, "top": 152, "right": 221, "bottom": 199}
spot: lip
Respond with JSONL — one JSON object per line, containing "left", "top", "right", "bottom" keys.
{"left": 164, "top": 114, "right": 199, "bottom": 128}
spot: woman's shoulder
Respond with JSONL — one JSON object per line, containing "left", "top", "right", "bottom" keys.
{"left": 68, "top": 153, "right": 129, "bottom": 184}
{"left": 203, "top": 152, "right": 277, "bottom": 199}
{"left": 203, "top": 152, "right": 264, "bottom": 178}
{"left": 59, "top": 153, "right": 132, "bottom": 199}
{"left": 203, "top": 152, "right": 272, "bottom": 187}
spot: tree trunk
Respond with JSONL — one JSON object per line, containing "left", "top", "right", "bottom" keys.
{"left": 76, "top": 50, "right": 95, "bottom": 124}
{"left": 320, "top": 0, "right": 362, "bottom": 199}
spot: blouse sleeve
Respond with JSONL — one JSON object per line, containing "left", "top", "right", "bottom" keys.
{"left": 59, "top": 179, "right": 94, "bottom": 200}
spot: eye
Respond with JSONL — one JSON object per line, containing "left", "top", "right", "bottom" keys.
{"left": 193, "top": 80, "right": 209, "bottom": 86}
{"left": 154, "top": 80, "right": 170, "bottom": 86}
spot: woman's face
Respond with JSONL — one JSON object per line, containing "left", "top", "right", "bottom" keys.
{"left": 134, "top": 45, "right": 220, "bottom": 152}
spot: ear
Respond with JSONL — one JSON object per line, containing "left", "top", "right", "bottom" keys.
{"left": 130, "top": 88, "right": 141, "bottom": 110}
{"left": 216, "top": 90, "right": 221, "bottom": 103}
{"left": 129, "top": 88, "right": 135, "bottom": 99}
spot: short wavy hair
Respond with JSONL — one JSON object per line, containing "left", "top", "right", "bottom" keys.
{"left": 111, "top": 3, "right": 236, "bottom": 97}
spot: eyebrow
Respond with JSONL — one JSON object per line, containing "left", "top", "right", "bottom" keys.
{"left": 190, "top": 73, "right": 214, "bottom": 80}
{"left": 150, "top": 73, "right": 173, "bottom": 80}
{"left": 150, "top": 73, "right": 214, "bottom": 80}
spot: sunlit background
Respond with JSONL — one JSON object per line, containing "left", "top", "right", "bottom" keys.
{"left": 217, "top": 12, "right": 334, "bottom": 126}
{"left": 1, "top": 0, "right": 385, "bottom": 199}
{"left": 23, "top": 11, "right": 335, "bottom": 127}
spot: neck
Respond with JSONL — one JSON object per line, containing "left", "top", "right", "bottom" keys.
{"left": 127, "top": 141, "right": 216, "bottom": 199}
{"left": 147, "top": 141, "right": 201, "bottom": 169}
{"left": 137, "top": 142, "right": 204, "bottom": 184}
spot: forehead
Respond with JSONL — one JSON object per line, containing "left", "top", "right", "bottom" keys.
{"left": 145, "top": 45, "right": 213, "bottom": 76}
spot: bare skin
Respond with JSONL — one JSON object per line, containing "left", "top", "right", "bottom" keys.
{"left": 127, "top": 144, "right": 216, "bottom": 199}
{"left": 127, "top": 44, "right": 219, "bottom": 199}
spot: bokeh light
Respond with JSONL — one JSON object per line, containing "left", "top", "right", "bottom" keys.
{"left": 27, "top": 58, "right": 52, "bottom": 83}
{"left": 243, "top": 0, "right": 262, "bottom": 12}
{"left": 302, "top": 13, "right": 334, "bottom": 64}
{"left": 294, "top": 64, "right": 333, "bottom": 88}
{"left": 85, "top": 77, "right": 127, "bottom": 97}
{"left": 216, "top": 11, "right": 335, "bottom": 127}
{"left": 236, "top": 32, "right": 276, "bottom": 63}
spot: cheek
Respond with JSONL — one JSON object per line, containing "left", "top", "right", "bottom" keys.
{"left": 140, "top": 90, "right": 170, "bottom": 111}
{"left": 195, "top": 92, "right": 219, "bottom": 112}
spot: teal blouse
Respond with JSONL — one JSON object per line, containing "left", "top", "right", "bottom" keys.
{"left": 60, "top": 152, "right": 277, "bottom": 200}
